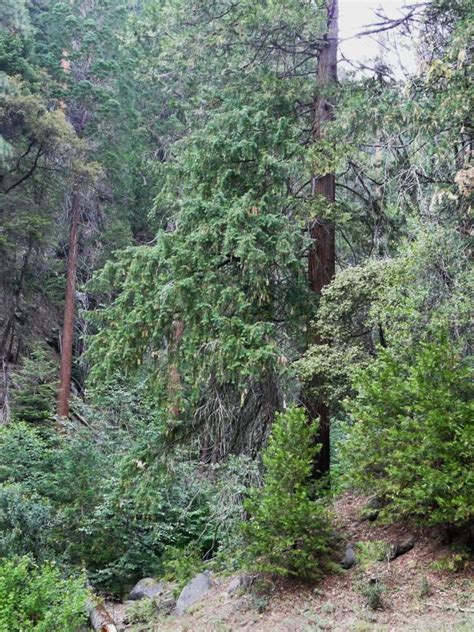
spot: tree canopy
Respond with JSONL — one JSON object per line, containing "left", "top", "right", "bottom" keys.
{"left": 0, "top": 0, "right": 472, "bottom": 625}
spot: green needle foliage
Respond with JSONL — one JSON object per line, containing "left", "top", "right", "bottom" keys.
{"left": 243, "top": 407, "right": 335, "bottom": 580}
{"left": 0, "top": 0, "right": 472, "bottom": 610}
{"left": 343, "top": 337, "right": 474, "bottom": 527}
{"left": 11, "top": 348, "right": 58, "bottom": 425}
{"left": 89, "top": 86, "right": 312, "bottom": 454}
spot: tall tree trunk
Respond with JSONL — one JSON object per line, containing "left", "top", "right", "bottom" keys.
{"left": 306, "top": 0, "right": 338, "bottom": 476}
{"left": 57, "top": 189, "right": 81, "bottom": 418}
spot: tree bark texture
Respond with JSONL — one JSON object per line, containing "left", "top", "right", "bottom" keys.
{"left": 57, "top": 189, "right": 81, "bottom": 418}
{"left": 306, "top": 0, "right": 338, "bottom": 476}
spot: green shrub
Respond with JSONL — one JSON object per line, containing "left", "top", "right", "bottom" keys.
{"left": 125, "top": 598, "right": 157, "bottom": 625}
{"left": 358, "top": 578, "right": 385, "bottom": 611}
{"left": 0, "top": 422, "right": 54, "bottom": 493}
{"left": 419, "top": 575, "right": 431, "bottom": 598}
{"left": 430, "top": 550, "right": 470, "bottom": 572}
{"left": 242, "top": 407, "right": 335, "bottom": 580}
{"left": 0, "top": 485, "right": 57, "bottom": 561}
{"left": 11, "top": 348, "right": 58, "bottom": 425}
{"left": 343, "top": 338, "right": 473, "bottom": 527}
{"left": 0, "top": 408, "right": 260, "bottom": 594}
{"left": 0, "top": 557, "right": 88, "bottom": 631}
{"left": 162, "top": 544, "right": 204, "bottom": 593}
{"left": 0, "top": 419, "right": 218, "bottom": 595}
{"left": 355, "top": 541, "right": 388, "bottom": 569}
{"left": 0, "top": 423, "right": 58, "bottom": 561}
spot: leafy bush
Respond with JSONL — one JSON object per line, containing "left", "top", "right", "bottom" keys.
{"left": 0, "top": 423, "right": 58, "bottom": 561}
{"left": 162, "top": 544, "right": 204, "bottom": 593}
{"left": 0, "top": 557, "right": 87, "bottom": 631}
{"left": 358, "top": 577, "right": 385, "bottom": 611}
{"left": 0, "top": 485, "right": 57, "bottom": 561}
{"left": 125, "top": 598, "right": 157, "bottom": 625}
{"left": 0, "top": 422, "right": 54, "bottom": 492}
{"left": 355, "top": 541, "right": 388, "bottom": 569}
{"left": 343, "top": 338, "right": 473, "bottom": 526}
{"left": 419, "top": 575, "right": 431, "bottom": 598}
{"left": 242, "top": 407, "right": 335, "bottom": 580}
{"left": 430, "top": 549, "right": 471, "bottom": 572}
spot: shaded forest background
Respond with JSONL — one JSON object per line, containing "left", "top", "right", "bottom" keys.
{"left": 0, "top": 0, "right": 472, "bottom": 628}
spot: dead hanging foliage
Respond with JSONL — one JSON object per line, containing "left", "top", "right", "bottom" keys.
{"left": 191, "top": 372, "right": 284, "bottom": 463}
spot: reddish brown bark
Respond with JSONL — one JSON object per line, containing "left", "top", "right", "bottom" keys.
{"left": 57, "top": 189, "right": 81, "bottom": 418}
{"left": 306, "top": 0, "right": 338, "bottom": 476}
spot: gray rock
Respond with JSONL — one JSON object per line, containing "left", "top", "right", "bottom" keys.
{"left": 128, "top": 577, "right": 164, "bottom": 601}
{"left": 341, "top": 545, "right": 356, "bottom": 569}
{"left": 154, "top": 595, "right": 175, "bottom": 615}
{"left": 360, "top": 497, "right": 385, "bottom": 522}
{"left": 367, "top": 496, "right": 384, "bottom": 510}
{"left": 175, "top": 572, "right": 214, "bottom": 615}
{"left": 387, "top": 537, "right": 415, "bottom": 561}
{"left": 227, "top": 574, "right": 254, "bottom": 596}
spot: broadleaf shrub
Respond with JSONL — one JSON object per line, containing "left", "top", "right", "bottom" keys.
{"left": 343, "top": 338, "right": 473, "bottom": 526}
{"left": 242, "top": 407, "right": 335, "bottom": 580}
{"left": 0, "top": 556, "right": 88, "bottom": 632}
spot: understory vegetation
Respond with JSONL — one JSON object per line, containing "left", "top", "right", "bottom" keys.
{"left": 0, "top": 557, "right": 87, "bottom": 631}
{"left": 0, "top": 0, "right": 472, "bottom": 628}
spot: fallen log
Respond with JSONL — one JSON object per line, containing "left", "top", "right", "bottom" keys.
{"left": 86, "top": 598, "right": 118, "bottom": 632}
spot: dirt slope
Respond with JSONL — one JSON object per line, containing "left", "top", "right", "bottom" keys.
{"left": 108, "top": 493, "right": 474, "bottom": 631}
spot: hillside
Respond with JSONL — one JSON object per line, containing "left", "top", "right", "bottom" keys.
{"left": 104, "top": 494, "right": 473, "bottom": 631}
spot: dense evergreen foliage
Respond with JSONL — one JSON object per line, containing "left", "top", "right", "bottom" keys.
{"left": 243, "top": 407, "right": 335, "bottom": 579}
{"left": 0, "top": 0, "right": 472, "bottom": 625}
{"left": 343, "top": 338, "right": 473, "bottom": 526}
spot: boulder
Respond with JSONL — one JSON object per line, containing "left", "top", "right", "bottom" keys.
{"left": 361, "top": 497, "right": 385, "bottom": 522}
{"left": 341, "top": 545, "right": 356, "bottom": 569}
{"left": 367, "top": 497, "right": 384, "bottom": 510}
{"left": 154, "top": 593, "right": 176, "bottom": 615}
{"left": 175, "top": 572, "right": 214, "bottom": 615}
{"left": 227, "top": 574, "right": 254, "bottom": 596}
{"left": 86, "top": 599, "right": 117, "bottom": 632}
{"left": 387, "top": 537, "right": 415, "bottom": 561}
{"left": 128, "top": 577, "right": 164, "bottom": 601}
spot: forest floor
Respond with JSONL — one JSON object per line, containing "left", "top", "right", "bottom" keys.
{"left": 107, "top": 493, "right": 473, "bottom": 631}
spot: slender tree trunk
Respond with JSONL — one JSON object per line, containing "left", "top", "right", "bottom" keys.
{"left": 57, "top": 189, "right": 81, "bottom": 418}
{"left": 306, "top": 0, "right": 338, "bottom": 476}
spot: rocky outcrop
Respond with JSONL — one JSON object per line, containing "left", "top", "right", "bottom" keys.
{"left": 227, "top": 574, "right": 254, "bottom": 596}
{"left": 341, "top": 545, "right": 357, "bottom": 569}
{"left": 128, "top": 577, "right": 164, "bottom": 601}
{"left": 175, "top": 572, "right": 214, "bottom": 615}
{"left": 387, "top": 537, "right": 415, "bottom": 561}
